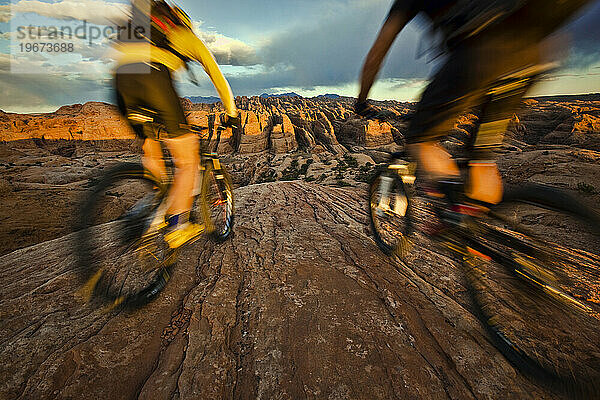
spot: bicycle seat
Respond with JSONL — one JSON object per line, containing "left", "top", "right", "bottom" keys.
{"left": 127, "top": 106, "right": 158, "bottom": 124}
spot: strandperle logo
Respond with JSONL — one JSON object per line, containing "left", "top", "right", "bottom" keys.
{"left": 15, "top": 20, "right": 148, "bottom": 46}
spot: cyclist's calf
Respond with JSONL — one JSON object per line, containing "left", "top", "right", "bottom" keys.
{"left": 164, "top": 133, "right": 200, "bottom": 215}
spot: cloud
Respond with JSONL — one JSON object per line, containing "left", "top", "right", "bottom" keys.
{"left": 8, "top": 0, "right": 129, "bottom": 25}
{"left": 5, "top": 1, "right": 258, "bottom": 66}
{"left": 562, "top": 1, "right": 600, "bottom": 70}
{"left": 191, "top": 20, "right": 258, "bottom": 66}
{"left": 0, "top": 70, "right": 111, "bottom": 112}
{"left": 207, "top": 0, "right": 432, "bottom": 94}
{"left": 3, "top": 0, "right": 599, "bottom": 110}
{"left": 197, "top": 29, "right": 259, "bottom": 66}
{"left": 0, "top": 5, "right": 10, "bottom": 23}
{"left": 0, "top": 53, "right": 10, "bottom": 72}
{"left": 222, "top": 0, "right": 600, "bottom": 96}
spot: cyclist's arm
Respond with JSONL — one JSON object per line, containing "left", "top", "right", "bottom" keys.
{"left": 357, "top": 3, "right": 414, "bottom": 103}
{"left": 168, "top": 27, "right": 238, "bottom": 117}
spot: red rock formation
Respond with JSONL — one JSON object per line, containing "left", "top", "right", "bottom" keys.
{"left": 270, "top": 114, "right": 297, "bottom": 154}
{"left": 507, "top": 100, "right": 600, "bottom": 150}
{"left": 238, "top": 111, "right": 269, "bottom": 154}
{"left": 2, "top": 96, "right": 598, "bottom": 155}
{"left": 0, "top": 102, "right": 135, "bottom": 141}
{"left": 335, "top": 118, "right": 394, "bottom": 147}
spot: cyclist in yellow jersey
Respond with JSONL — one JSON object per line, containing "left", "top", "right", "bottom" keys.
{"left": 112, "top": 0, "right": 240, "bottom": 248}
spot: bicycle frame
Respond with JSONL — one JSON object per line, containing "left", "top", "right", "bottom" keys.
{"left": 381, "top": 157, "right": 595, "bottom": 313}
{"left": 141, "top": 123, "right": 227, "bottom": 236}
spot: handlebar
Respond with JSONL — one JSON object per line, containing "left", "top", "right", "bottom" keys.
{"left": 189, "top": 122, "right": 228, "bottom": 154}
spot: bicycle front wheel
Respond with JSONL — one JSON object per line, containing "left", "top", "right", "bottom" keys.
{"left": 75, "top": 163, "right": 173, "bottom": 308}
{"left": 368, "top": 170, "right": 414, "bottom": 256}
{"left": 196, "top": 160, "right": 234, "bottom": 242}
{"left": 464, "top": 183, "right": 600, "bottom": 397}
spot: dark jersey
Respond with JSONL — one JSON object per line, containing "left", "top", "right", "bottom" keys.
{"left": 388, "top": 0, "right": 457, "bottom": 23}
{"left": 402, "top": 0, "right": 593, "bottom": 49}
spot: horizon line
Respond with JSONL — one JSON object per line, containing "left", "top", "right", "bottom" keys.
{"left": 3, "top": 92, "right": 600, "bottom": 115}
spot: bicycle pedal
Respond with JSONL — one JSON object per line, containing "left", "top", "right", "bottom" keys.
{"left": 103, "top": 296, "right": 126, "bottom": 313}
{"left": 77, "top": 268, "right": 104, "bottom": 303}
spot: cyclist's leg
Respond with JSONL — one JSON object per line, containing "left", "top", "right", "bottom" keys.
{"left": 462, "top": 16, "right": 546, "bottom": 203}
{"left": 466, "top": 75, "right": 536, "bottom": 203}
{"left": 163, "top": 134, "right": 200, "bottom": 215}
{"left": 463, "top": 0, "right": 591, "bottom": 202}
{"left": 405, "top": 45, "right": 482, "bottom": 182}
{"left": 141, "top": 138, "right": 167, "bottom": 182}
{"left": 142, "top": 64, "right": 202, "bottom": 246}
{"left": 141, "top": 64, "right": 200, "bottom": 218}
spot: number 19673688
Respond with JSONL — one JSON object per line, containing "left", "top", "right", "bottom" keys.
{"left": 19, "top": 42, "right": 74, "bottom": 53}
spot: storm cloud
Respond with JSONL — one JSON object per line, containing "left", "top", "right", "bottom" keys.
{"left": 1, "top": 0, "right": 598, "bottom": 112}
{"left": 255, "top": 0, "right": 432, "bottom": 88}
{"left": 561, "top": 0, "right": 600, "bottom": 70}
{"left": 4, "top": 0, "right": 129, "bottom": 25}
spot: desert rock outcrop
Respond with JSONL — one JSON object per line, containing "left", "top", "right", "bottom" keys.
{"left": 0, "top": 182, "right": 559, "bottom": 399}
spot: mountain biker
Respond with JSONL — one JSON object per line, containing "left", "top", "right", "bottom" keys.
{"left": 355, "top": 0, "right": 593, "bottom": 205}
{"left": 112, "top": 0, "right": 240, "bottom": 248}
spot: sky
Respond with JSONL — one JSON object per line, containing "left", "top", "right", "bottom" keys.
{"left": 0, "top": 0, "right": 599, "bottom": 113}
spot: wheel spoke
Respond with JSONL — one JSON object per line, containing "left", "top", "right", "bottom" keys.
{"left": 75, "top": 164, "right": 170, "bottom": 308}
{"left": 464, "top": 190, "right": 600, "bottom": 395}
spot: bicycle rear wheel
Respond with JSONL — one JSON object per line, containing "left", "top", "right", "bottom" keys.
{"left": 464, "top": 183, "right": 600, "bottom": 397}
{"left": 75, "top": 163, "right": 174, "bottom": 308}
{"left": 196, "top": 161, "right": 234, "bottom": 242}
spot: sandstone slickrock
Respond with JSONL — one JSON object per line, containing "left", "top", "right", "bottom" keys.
{"left": 0, "top": 182, "right": 558, "bottom": 399}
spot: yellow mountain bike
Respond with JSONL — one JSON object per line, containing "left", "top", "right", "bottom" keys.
{"left": 75, "top": 112, "right": 234, "bottom": 309}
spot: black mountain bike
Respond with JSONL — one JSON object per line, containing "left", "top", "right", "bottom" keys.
{"left": 76, "top": 109, "right": 234, "bottom": 309}
{"left": 369, "top": 154, "right": 600, "bottom": 398}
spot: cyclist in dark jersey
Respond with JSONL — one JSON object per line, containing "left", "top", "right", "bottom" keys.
{"left": 112, "top": 0, "right": 240, "bottom": 248}
{"left": 356, "top": 0, "right": 592, "bottom": 204}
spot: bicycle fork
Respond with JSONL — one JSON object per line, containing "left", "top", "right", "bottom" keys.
{"left": 376, "top": 162, "right": 416, "bottom": 217}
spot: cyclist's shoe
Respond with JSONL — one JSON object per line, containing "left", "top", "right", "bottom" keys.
{"left": 421, "top": 179, "right": 465, "bottom": 234}
{"left": 164, "top": 222, "right": 204, "bottom": 249}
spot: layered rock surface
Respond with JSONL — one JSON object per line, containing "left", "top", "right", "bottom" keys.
{"left": 0, "top": 182, "right": 558, "bottom": 399}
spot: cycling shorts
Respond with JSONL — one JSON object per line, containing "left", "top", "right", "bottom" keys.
{"left": 115, "top": 62, "right": 189, "bottom": 140}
